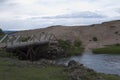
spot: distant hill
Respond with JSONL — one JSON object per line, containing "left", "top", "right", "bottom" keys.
{"left": 12, "top": 20, "right": 120, "bottom": 51}
{"left": 3, "top": 31, "right": 17, "bottom": 34}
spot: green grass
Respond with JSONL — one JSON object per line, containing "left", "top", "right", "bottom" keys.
{"left": 66, "top": 47, "right": 84, "bottom": 56}
{"left": 0, "top": 57, "right": 120, "bottom": 80}
{"left": 101, "top": 74, "right": 120, "bottom": 80}
{"left": 0, "top": 58, "right": 68, "bottom": 80}
{"left": 58, "top": 39, "right": 84, "bottom": 56}
{"left": 0, "top": 50, "right": 14, "bottom": 58}
{"left": 92, "top": 46, "right": 120, "bottom": 54}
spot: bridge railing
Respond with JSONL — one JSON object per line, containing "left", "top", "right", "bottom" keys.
{"left": 0, "top": 32, "right": 57, "bottom": 48}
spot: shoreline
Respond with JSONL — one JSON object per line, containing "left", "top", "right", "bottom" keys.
{"left": 0, "top": 57, "right": 120, "bottom": 80}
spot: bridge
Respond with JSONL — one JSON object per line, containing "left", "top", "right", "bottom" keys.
{"left": 0, "top": 32, "right": 64, "bottom": 61}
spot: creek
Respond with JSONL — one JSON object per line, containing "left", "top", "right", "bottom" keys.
{"left": 57, "top": 53, "right": 120, "bottom": 75}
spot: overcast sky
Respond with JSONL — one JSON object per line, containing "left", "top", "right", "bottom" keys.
{"left": 0, "top": 0, "right": 120, "bottom": 30}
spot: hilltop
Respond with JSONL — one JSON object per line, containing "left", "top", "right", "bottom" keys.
{"left": 13, "top": 20, "right": 120, "bottom": 51}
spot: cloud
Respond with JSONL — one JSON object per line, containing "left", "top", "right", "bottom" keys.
{"left": 0, "top": 0, "right": 8, "bottom": 3}
{"left": 25, "top": 11, "right": 107, "bottom": 20}
{"left": 0, "top": 0, "right": 120, "bottom": 30}
{"left": 41, "top": 11, "right": 106, "bottom": 19}
{"left": 116, "top": 8, "right": 120, "bottom": 13}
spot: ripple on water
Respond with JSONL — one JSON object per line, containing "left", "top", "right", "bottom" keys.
{"left": 57, "top": 54, "right": 120, "bottom": 75}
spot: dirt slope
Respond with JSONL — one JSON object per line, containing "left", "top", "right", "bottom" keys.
{"left": 14, "top": 20, "right": 120, "bottom": 51}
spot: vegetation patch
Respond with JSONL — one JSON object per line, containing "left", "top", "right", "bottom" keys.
{"left": 92, "top": 44, "right": 120, "bottom": 54}
{"left": 58, "top": 39, "right": 84, "bottom": 56}
{"left": 0, "top": 49, "right": 14, "bottom": 58}
{"left": 0, "top": 57, "right": 68, "bottom": 80}
{"left": 92, "top": 37, "right": 98, "bottom": 41}
{"left": 110, "top": 26, "right": 116, "bottom": 28}
{"left": 0, "top": 28, "right": 5, "bottom": 40}
{"left": 0, "top": 51, "right": 120, "bottom": 80}
{"left": 114, "top": 31, "right": 119, "bottom": 34}
{"left": 101, "top": 74, "right": 120, "bottom": 80}
{"left": 0, "top": 28, "right": 4, "bottom": 35}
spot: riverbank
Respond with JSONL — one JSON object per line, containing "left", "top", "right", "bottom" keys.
{"left": 0, "top": 57, "right": 120, "bottom": 80}
{"left": 92, "top": 45, "right": 120, "bottom": 54}
{"left": 58, "top": 39, "right": 84, "bottom": 57}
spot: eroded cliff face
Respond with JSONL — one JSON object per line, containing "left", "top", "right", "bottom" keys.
{"left": 13, "top": 20, "right": 120, "bottom": 50}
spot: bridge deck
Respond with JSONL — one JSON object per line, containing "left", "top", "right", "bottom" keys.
{"left": 6, "top": 41, "right": 49, "bottom": 49}
{"left": 0, "top": 32, "right": 57, "bottom": 49}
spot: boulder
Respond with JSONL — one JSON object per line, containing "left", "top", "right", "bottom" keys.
{"left": 68, "top": 60, "right": 83, "bottom": 67}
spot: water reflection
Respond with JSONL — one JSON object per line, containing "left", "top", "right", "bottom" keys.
{"left": 57, "top": 53, "right": 120, "bottom": 75}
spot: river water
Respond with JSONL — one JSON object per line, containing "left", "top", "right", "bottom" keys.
{"left": 57, "top": 53, "right": 120, "bottom": 75}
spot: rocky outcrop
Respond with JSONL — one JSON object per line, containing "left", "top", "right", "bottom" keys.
{"left": 67, "top": 60, "right": 104, "bottom": 80}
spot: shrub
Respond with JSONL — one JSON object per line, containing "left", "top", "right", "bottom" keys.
{"left": 0, "top": 28, "right": 4, "bottom": 35}
{"left": 92, "top": 37, "right": 98, "bottom": 41}
{"left": 114, "top": 31, "right": 119, "bottom": 34}
{"left": 74, "top": 40, "right": 82, "bottom": 47}
{"left": 58, "top": 39, "right": 84, "bottom": 56}
{"left": 58, "top": 39, "right": 71, "bottom": 49}
{"left": 110, "top": 26, "right": 116, "bottom": 28}
{"left": 114, "top": 43, "right": 120, "bottom": 46}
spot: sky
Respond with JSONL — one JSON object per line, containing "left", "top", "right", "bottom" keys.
{"left": 0, "top": 0, "right": 120, "bottom": 30}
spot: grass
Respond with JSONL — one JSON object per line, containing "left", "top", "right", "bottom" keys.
{"left": 0, "top": 57, "right": 68, "bottom": 80}
{"left": 101, "top": 74, "right": 120, "bottom": 80}
{"left": 0, "top": 56, "right": 120, "bottom": 80}
{"left": 66, "top": 47, "right": 84, "bottom": 56}
{"left": 92, "top": 45, "right": 120, "bottom": 54}
{"left": 58, "top": 39, "right": 84, "bottom": 56}
{"left": 0, "top": 49, "right": 14, "bottom": 58}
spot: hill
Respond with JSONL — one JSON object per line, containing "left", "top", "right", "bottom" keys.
{"left": 13, "top": 20, "right": 120, "bottom": 51}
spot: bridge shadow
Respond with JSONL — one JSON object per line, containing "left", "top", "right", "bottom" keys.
{"left": 0, "top": 32, "right": 65, "bottom": 61}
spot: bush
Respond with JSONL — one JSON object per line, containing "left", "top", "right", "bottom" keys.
{"left": 92, "top": 37, "right": 98, "bottom": 41}
{"left": 0, "top": 28, "right": 4, "bottom": 35}
{"left": 110, "top": 26, "right": 116, "bottom": 28}
{"left": 58, "top": 39, "right": 71, "bottom": 49}
{"left": 74, "top": 40, "right": 82, "bottom": 47}
{"left": 114, "top": 31, "right": 119, "bottom": 34}
{"left": 58, "top": 39, "right": 84, "bottom": 56}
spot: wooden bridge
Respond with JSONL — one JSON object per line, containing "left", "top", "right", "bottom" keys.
{"left": 0, "top": 32, "right": 64, "bottom": 61}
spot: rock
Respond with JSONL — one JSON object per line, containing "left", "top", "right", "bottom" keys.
{"left": 69, "top": 71, "right": 82, "bottom": 80}
{"left": 67, "top": 60, "right": 104, "bottom": 80}
{"left": 68, "top": 60, "right": 83, "bottom": 67}
{"left": 39, "top": 59, "right": 55, "bottom": 65}
{"left": 29, "top": 59, "right": 56, "bottom": 67}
